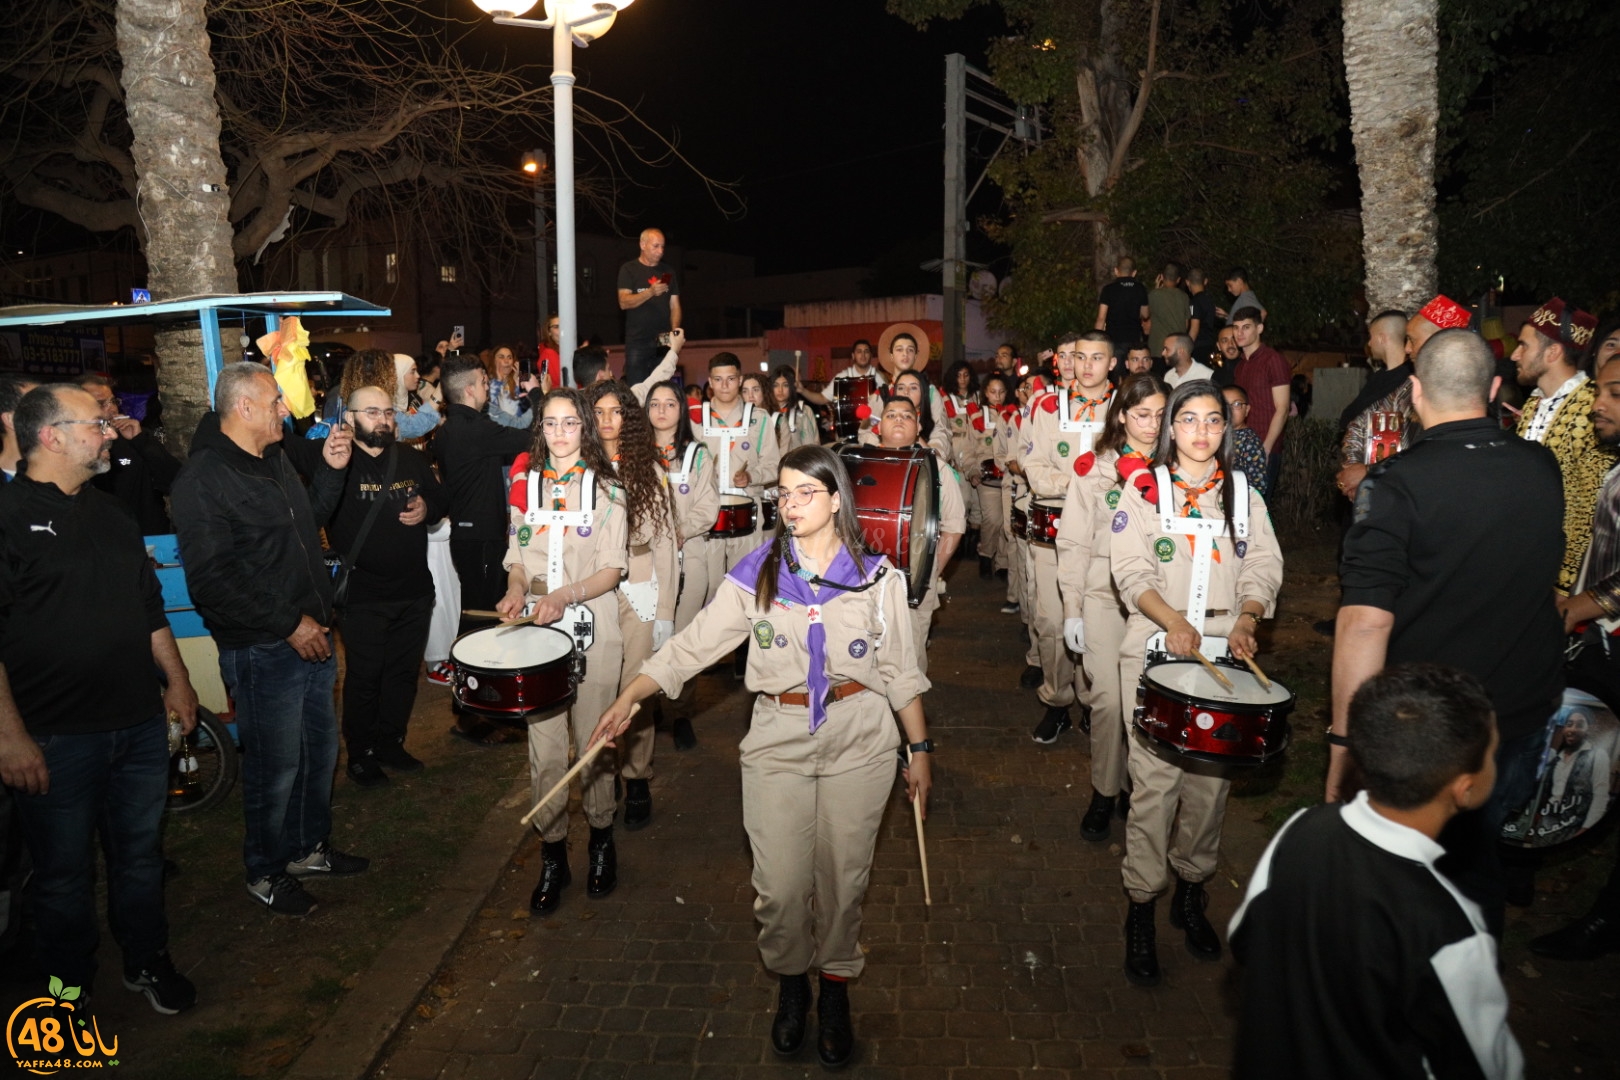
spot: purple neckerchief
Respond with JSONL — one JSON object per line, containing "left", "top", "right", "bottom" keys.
{"left": 727, "top": 539, "right": 879, "bottom": 734}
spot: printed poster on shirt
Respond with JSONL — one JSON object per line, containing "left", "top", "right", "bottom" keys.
{"left": 1501, "top": 688, "right": 1620, "bottom": 848}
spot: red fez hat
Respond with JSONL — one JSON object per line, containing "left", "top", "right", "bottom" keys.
{"left": 1527, "top": 297, "right": 1599, "bottom": 350}
{"left": 1418, "top": 295, "right": 1472, "bottom": 330}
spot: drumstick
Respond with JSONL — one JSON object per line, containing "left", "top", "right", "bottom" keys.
{"left": 1242, "top": 655, "right": 1273, "bottom": 691}
{"left": 518, "top": 704, "right": 640, "bottom": 827}
{"left": 1190, "top": 648, "right": 1236, "bottom": 692}
{"left": 912, "top": 794, "right": 932, "bottom": 907}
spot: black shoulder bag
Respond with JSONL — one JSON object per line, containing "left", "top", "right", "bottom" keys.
{"left": 329, "top": 444, "right": 398, "bottom": 609}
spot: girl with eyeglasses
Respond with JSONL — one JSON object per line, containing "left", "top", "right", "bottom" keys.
{"left": 1054, "top": 374, "right": 1166, "bottom": 844}
{"left": 495, "top": 388, "right": 630, "bottom": 916}
{"left": 643, "top": 380, "right": 719, "bottom": 750}
{"left": 1107, "top": 378, "right": 1283, "bottom": 986}
{"left": 591, "top": 444, "right": 932, "bottom": 1070}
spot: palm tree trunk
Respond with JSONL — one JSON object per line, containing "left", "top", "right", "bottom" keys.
{"left": 1342, "top": 0, "right": 1439, "bottom": 317}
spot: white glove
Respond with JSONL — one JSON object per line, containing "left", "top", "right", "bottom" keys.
{"left": 653, "top": 620, "right": 675, "bottom": 650}
{"left": 1064, "top": 617, "right": 1087, "bottom": 655}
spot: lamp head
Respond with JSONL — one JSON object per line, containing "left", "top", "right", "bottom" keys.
{"left": 470, "top": 0, "right": 540, "bottom": 16}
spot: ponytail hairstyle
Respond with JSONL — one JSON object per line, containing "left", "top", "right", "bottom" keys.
{"left": 1152, "top": 378, "right": 1238, "bottom": 542}
{"left": 752, "top": 445, "right": 869, "bottom": 611}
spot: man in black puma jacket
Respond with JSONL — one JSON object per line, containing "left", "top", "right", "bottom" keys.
{"left": 172, "top": 362, "right": 363, "bottom": 919}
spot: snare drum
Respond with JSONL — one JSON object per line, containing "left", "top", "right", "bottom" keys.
{"left": 979, "top": 459, "right": 1003, "bottom": 487}
{"left": 451, "top": 624, "right": 579, "bottom": 720}
{"left": 838, "top": 445, "right": 940, "bottom": 608}
{"left": 1010, "top": 492, "right": 1030, "bottom": 541}
{"left": 1133, "top": 659, "right": 1294, "bottom": 764}
{"left": 1028, "top": 499, "right": 1063, "bottom": 546}
{"left": 832, "top": 375, "right": 877, "bottom": 441}
{"left": 710, "top": 495, "right": 757, "bottom": 538}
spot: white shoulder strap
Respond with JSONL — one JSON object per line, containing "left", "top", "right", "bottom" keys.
{"left": 1232, "top": 469, "right": 1250, "bottom": 538}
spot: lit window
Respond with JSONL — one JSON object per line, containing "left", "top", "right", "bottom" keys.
{"left": 386, "top": 252, "right": 398, "bottom": 284}
{"left": 440, "top": 265, "right": 457, "bottom": 284}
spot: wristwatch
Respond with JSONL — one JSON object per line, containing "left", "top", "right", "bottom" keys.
{"left": 908, "top": 739, "right": 935, "bottom": 754}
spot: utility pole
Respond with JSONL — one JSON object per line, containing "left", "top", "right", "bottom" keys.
{"left": 943, "top": 54, "right": 967, "bottom": 372}
{"left": 524, "top": 150, "right": 549, "bottom": 350}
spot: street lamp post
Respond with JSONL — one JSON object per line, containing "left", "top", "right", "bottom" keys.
{"left": 522, "top": 149, "right": 549, "bottom": 363}
{"left": 469, "top": 0, "right": 634, "bottom": 382}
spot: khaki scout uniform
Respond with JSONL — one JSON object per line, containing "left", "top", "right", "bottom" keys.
{"left": 993, "top": 406, "right": 1039, "bottom": 665}
{"left": 1109, "top": 467, "right": 1282, "bottom": 902}
{"left": 639, "top": 547, "right": 928, "bottom": 978}
{"left": 1019, "top": 386, "right": 1112, "bottom": 709}
{"left": 503, "top": 467, "right": 629, "bottom": 842}
{"left": 972, "top": 409, "right": 1009, "bottom": 573}
{"left": 662, "top": 441, "right": 720, "bottom": 721}
{"left": 691, "top": 399, "right": 781, "bottom": 583}
{"left": 771, "top": 403, "right": 821, "bottom": 454}
{"left": 1054, "top": 449, "right": 1131, "bottom": 798}
{"left": 942, "top": 394, "right": 984, "bottom": 530}
{"left": 613, "top": 468, "right": 680, "bottom": 784}
{"left": 910, "top": 451, "right": 967, "bottom": 677}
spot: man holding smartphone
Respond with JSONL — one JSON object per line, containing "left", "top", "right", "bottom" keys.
{"left": 617, "top": 228, "right": 681, "bottom": 387}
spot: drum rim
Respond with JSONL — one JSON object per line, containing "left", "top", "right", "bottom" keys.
{"left": 1136, "top": 724, "right": 1292, "bottom": 766}
{"left": 450, "top": 623, "right": 577, "bottom": 672}
{"left": 1141, "top": 663, "right": 1297, "bottom": 712}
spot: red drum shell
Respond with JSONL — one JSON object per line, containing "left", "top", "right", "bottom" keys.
{"left": 710, "top": 497, "right": 757, "bottom": 538}
{"left": 1010, "top": 498, "right": 1029, "bottom": 541}
{"left": 979, "top": 459, "right": 1003, "bottom": 486}
{"left": 1028, "top": 499, "right": 1063, "bottom": 546}
{"left": 1133, "top": 660, "right": 1294, "bottom": 765}
{"left": 838, "top": 445, "right": 941, "bottom": 608}
{"left": 451, "top": 624, "right": 578, "bottom": 720}
{"left": 832, "top": 376, "right": 878, "bottom": 441}
{"left": 760, "top": 498, "right": 779, "bottom": 532}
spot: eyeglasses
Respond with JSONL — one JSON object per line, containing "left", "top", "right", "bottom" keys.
{"left": 541, "top": 418, "right": 583, "bottom": 432}
{"left": 764, "top": 484, "right": 830, "bottom": 507}
{"left": 350, "top": 407, "right": 397, "bottom": 421}
{"left": 53, "top": 419, "right": 113, "bottom": 435}
{"left": 1173, "top": 415, "right": 1227, "bottom": 432}
{"left": 1125, "top": 409, "right": 1163, "bottom": 424}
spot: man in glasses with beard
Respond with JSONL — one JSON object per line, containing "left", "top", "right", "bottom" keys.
{"left": 324, "top": 386, "right": 448, "bottom": 787}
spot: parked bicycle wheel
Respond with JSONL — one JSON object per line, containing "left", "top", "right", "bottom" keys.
{"left": 166, "top": 707, "right": 238, "bottom": 814}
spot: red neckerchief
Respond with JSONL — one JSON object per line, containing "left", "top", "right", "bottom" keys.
{"left": 1116, "top": 445, "right": 1157, "bottom": 502}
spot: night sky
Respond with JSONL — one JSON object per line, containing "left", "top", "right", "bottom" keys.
{"left": 553, "top": 0, "right": 1008, "bottom": 275}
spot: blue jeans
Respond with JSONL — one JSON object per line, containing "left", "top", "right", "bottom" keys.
{"left": 219, "top": 641, "right": 339, "bottom": 882}
{"left": 13, "top": 718, "right": 169, "bottom": 987}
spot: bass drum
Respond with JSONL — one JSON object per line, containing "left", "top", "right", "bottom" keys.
{"left": 451, "top": 623, "right": 578, "bottom": 720}
{"left": 1501, "top": 688, "right": 1620, "bottom": 848}
{"left": 832, "top": 375, "right": 877, "bottom": 442}
{"left": 838, "top": 445, "right": 940, "bottom": 608}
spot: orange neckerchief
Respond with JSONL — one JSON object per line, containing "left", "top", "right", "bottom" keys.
{"left": 1172, "top": 468, "right": 1224, "bottom": 562}
{"left": 536, "top": 458, "right": 585, "bottom": 533}
{"left": 1067, "top": 382, "right": 1109, "bottom": 423}
{"left": 657, "top": 443, "right": 678, "bottom": 470}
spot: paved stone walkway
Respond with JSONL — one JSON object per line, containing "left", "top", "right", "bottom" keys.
{"left": 372, "top": 557, "right": 1620, "bottom": 1079}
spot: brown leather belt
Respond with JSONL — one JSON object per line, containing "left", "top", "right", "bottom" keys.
{"left": 763, "top": 681, "right": 872, "bottom": 708}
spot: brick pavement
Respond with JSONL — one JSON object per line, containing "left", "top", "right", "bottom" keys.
{"left": 372, "top": 559, "right": 1620, "bottom": 1079}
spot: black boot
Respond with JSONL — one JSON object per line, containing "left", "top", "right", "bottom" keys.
{"left": 1031, "top": 705, "right": 1071, "bottom": 744}
{"left": 1124, "top": 898, "right": 1160, "bottom": 987}
{"left": 1080, "top": 791, "right": 1116, "bottom": 843}
{"left": 979, "top": 554, "right": 993, "bottom": 578}
{"left": 770, "top": 972, "right": 811, "bottom": 1056}
{"left": 1018, "top": 664, "right": 1043, "bottom": 689}
{"left": 816, "top": 974, "right": 854, "bottom": 1068}
{"left": 1168, "top": 875, "right": 1222, "bottom": 960}
{"left": 529, "top": 840, "right": 570, "bottom": 915}
{"left": 672, "top": 714, "right": 697, "bottom": 751}
{"left": 623, "top": 778, "right": 652, "bottom": 831}
{"left": 587, "top": 825, "right": 617, "bottom": 897}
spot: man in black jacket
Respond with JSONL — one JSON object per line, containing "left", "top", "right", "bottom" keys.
{"left": 80, "top": 374, "right": 181, "bottom": 534}
{"left": 172, "top": 362, "right": 366, "bottom": 919}
{"left": 1329, "top": 329, "right": 1564, "bottom": 935}
{"left": 325, "top": 386, "right": 447, "bottom": 786}
{"left": 0, "top": 384, "right": 199, "bottom": 1012}
{"left": 433, "top": 358, "right": 532, "bottom": 744}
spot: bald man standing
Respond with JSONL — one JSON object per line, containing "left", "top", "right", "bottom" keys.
{"left": 617, "top": 228, "right": 682, "bottom": 386}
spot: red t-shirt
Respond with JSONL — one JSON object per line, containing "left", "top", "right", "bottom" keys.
{"left": 1235, "top": 344, "right": 1291, "bottom": 448}
{"left": 539, "top": 345, "right": 561, "bottom": 389}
